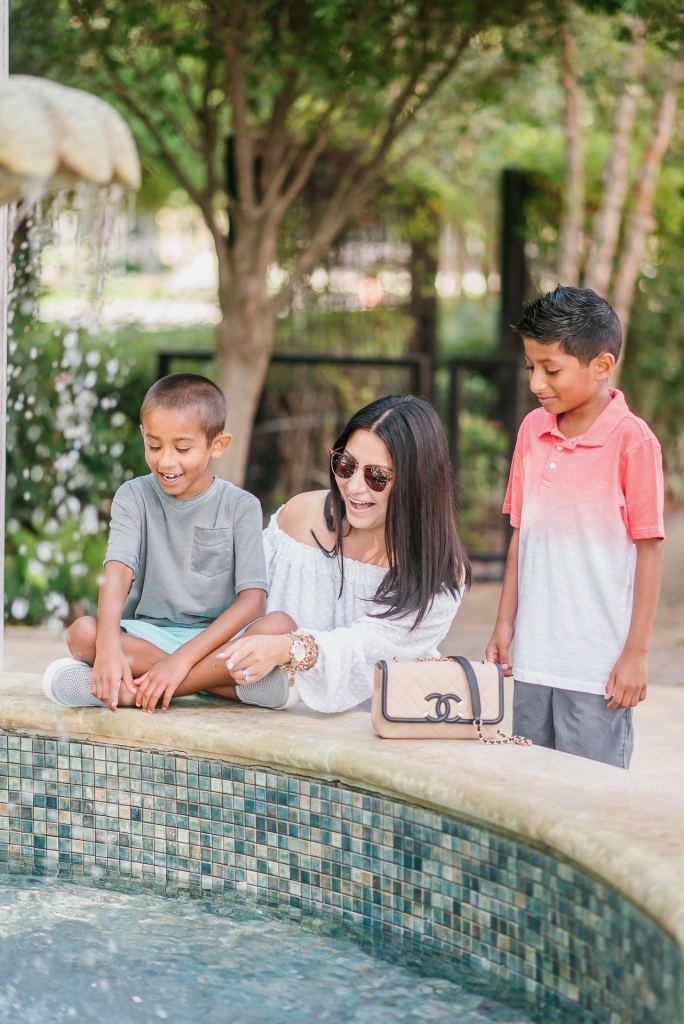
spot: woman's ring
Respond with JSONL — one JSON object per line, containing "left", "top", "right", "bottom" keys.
{"left": 242, "top": 669, "right": 251, "bottom": 682}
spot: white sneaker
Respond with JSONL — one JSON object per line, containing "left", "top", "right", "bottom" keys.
{"left": 42, "top": 658, "right": 106, "bottom": 707}
{"left": 236, "top": 667, "right": 300, "bottom": 710}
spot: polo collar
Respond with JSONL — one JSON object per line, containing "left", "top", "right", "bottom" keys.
{"left": 537, "top": 389, "right": 630, "bottom": 448}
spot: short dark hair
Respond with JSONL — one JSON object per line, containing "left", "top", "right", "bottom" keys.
{"left": 321, "top": 395, "right": 471, "bottom": 626}
{"left": 514, "top": 285, "right": 622, "bottom": 365}
{"left": 140, "top": 374, "right": 227, "bottom": 442}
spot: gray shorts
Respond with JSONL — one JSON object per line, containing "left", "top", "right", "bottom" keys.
{"left": 512, "top": 680, "right": 634, "bottom": 769}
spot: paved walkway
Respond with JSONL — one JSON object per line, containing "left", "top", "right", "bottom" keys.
{"left": 4, "top": 510, "right": 684, "bottom": 786}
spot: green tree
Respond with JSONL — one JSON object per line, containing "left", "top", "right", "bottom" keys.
{"left": 10, "top": 0, "right": 532, "bottom": 483}
{"left": 555, "top": 5, "right": 684, "bottom": 379}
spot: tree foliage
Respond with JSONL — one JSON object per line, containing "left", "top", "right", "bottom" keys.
{"left": 10, "top": 0, "right": 539, "bottom": 481}
{"left": 11, "top": 0, "right": 534, "bottom": 255}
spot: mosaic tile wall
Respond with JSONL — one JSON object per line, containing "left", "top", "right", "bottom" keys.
{"left": 0, "top": 730, "right": 681, "bottom": 1024}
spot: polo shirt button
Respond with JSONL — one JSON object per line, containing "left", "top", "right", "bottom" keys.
{"left": 549, "top": 462, "right": 556, "bottom": 470}
{"left": 556, "top": 445, "right": 563, "bottom": 451}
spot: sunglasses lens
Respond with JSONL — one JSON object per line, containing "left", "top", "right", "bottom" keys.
{"left": 331, "top": 451, "right": 391, "bottom": 491}
{"left": 331, "top": 452, "right": 355, "bottom": 479}
{"left": 365, "top": 468, "right": 390, "bottom": 492}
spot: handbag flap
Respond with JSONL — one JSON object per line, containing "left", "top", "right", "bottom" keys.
{"left": 377, "top": 659, "right": 503, "bottom": 725}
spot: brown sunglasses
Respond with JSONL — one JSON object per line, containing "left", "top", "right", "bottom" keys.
{"left": 330, "top": 449, "right": 394, "bottom": 492}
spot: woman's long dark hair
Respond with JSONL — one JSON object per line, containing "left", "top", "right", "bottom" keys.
{"left": 319, "top": 395, "right": 471, "bottom": 625}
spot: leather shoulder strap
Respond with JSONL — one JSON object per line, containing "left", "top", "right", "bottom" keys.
{"left": 453, "top": 656, "right": 482, "bottom": 721}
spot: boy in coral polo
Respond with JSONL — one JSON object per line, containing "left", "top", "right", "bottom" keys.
{"left": 486, "top": 286, "right": 664, "bottom": 767}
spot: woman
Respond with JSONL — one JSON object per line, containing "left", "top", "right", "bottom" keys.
{"left": 216, "top": 394, "right": 470, "bottom": 713}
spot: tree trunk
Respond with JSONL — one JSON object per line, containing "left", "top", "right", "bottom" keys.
{"left": 583, "top": 17, "right": 645, "bottom": 296}
{"left": 213, "top": 303, "right": 276, "bottom": 485}
{"left": 557, "top": 17, "right": 584, "bottom": 287}
{"left": 610, "top": 51, "right": 684, "bottom": 384}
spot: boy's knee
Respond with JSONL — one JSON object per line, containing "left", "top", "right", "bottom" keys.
{"left": 66, "top": 616, "right": 97, "bottom": 661}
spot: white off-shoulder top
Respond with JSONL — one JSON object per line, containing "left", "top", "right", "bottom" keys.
{"left": 263, "top": 510, "right": 461, "bottom": 713}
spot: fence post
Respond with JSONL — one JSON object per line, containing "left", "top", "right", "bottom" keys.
{"left": 498, "top": 168, "right": 529, "bottom": 455}
{"left": 448, "top": 360, "right": 464, "bottom": 504}
{"left": 416, "top": 354, "right": 432, "bottom": 400}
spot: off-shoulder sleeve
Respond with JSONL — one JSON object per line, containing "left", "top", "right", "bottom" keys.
{"left": 294, "top": 590, "right": 461, "bottom": 713}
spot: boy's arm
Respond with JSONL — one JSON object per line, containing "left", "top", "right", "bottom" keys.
{"left": 92, "top": 560, "right": 135, "bottom": 711}
{"left": 485, "top": 529, "right": 519, "bottom": 676}
{"left": 606, "top": 538, "right": 662, "bottom": 710}
{"left": 134, "top": 587, "right": 266, "bottom": 712}
{"left": 135, "top": 493, "right": 269, "bottom": 712}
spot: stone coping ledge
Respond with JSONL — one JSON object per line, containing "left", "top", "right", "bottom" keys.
{"left": 2, "top": 671, "right": 684, "bottom": 950}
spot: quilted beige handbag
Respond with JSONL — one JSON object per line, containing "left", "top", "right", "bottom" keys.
{"left": 371, "top": 656, "right": 531, "bottom": 744}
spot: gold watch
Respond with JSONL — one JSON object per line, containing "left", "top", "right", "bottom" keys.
{"left": 282, "top": 632, "right": 319, "bottom": 686}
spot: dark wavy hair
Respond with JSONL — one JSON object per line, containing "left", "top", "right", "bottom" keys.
{"left": 514, "top": 285, "right": 622, "bottom": 365}
{"left": 318, "top": 395, "right": 470, "bottom": 626}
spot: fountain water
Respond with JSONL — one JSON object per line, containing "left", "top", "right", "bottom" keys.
{"left": 0, "top": 72, "right": 141, "bottom": 649}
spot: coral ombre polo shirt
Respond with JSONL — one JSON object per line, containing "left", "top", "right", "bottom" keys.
{"left": 503, "top": 389, "right": 664, "bottom": 695}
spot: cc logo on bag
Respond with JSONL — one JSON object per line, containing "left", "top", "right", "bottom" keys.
{"left": 424, "top": 692, "right": 464, "bottom": 723}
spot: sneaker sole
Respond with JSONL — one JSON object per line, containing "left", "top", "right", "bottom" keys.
{"left": 236, "top": 667, "right": 299, "bottom": 710}
{"left": 42, "top": 658, "right": 105, "bottom": 707}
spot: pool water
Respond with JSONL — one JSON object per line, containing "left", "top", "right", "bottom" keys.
{"left": 0, "top": 875, "right": 532, "bottom": 1024}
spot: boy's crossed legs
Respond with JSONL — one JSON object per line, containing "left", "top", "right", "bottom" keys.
{"left": 63, "top": 611, "right": 296, "bottom": 712}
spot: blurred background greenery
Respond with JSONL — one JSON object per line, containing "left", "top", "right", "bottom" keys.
{"left": 6, "top": 0, "right": 684, "bottom": 623}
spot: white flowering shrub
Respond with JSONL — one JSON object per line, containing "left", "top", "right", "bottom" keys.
{"left": 5, "top": 320, "right": 147, "bottom": 626}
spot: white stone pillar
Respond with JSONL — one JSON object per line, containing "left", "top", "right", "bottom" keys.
{"left": 0, "top": 0, "right": 8, "bottom": 668}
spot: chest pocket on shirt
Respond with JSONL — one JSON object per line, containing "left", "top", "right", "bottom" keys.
{"left": 190, "top": 527, "right": 233, "bottom": 577}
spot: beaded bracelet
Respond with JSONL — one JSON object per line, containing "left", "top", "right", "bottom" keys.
{"left": 282, "top": 631, "right": 319, "bottom": 686}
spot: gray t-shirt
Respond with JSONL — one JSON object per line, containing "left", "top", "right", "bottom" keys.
{"left": 105, "top": 474, "right": 267, "bottom": 627}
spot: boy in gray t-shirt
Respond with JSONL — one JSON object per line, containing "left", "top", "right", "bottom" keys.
{"left": 41, "top": 374, "right": 296, "bottom": 713}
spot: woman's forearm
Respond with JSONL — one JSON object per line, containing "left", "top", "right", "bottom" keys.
{"left": 294, "top": 591, "right": 459, "bottom": 713}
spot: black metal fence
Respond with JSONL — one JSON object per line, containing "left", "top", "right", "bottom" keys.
{"left": 157, "top": 350, "right": 432, "bottom": 394}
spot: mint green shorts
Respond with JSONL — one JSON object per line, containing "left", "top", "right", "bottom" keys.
{"left": 120, "top": 620, "right": 249, "bottom": 655}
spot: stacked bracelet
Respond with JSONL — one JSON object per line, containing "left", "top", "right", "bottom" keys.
{"left": 282, "top": 631, "right": 319, "bottom": 686}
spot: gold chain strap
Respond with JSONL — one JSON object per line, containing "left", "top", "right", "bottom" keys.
{"left": 408, "top": 657, "right": 533, "bottom": 747}
{"left": 475, "top": 720, "right": 532, "bottom": 746}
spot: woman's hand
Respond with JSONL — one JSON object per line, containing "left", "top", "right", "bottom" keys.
{"left": 217, "top": 634, "right": 292, "bottom": 684}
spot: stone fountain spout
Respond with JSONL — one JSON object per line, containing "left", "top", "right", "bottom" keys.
{"left": 0, "top": 75, "right": 141, "bottom": 204}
